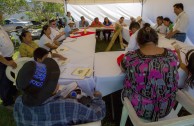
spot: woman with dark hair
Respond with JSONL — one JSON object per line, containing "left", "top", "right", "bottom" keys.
{"left": 163, "top": 17, "right": 173, "bottom": 33}
{"left": 175, "top": 48, "right": 194, "bottom": 97}
{"left": 121, "top": 24, "right": 179, "bottom": 121}
{"left": 19, "top": 30, "right": 39, "bottom": 57}
{"left": 103, "top": 17, "right": 113, "bottom": 41}
{"left": 39, "top": 24, "right": 60, "bottom": 51}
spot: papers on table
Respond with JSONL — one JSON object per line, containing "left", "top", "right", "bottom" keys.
{"left": 60, "top": 64, "right": 93, "bottom": 80}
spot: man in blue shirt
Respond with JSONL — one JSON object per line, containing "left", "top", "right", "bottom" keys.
{"left": 64, "top": 21, "right": 79, "bottom": 37}
{"left": 79, "top": 16, "right": 89, "bottom": 28}
{"left": 14, "top": 58, "right": 106, "bottom": 126}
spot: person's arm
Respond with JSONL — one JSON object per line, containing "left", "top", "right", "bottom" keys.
{"left": 0, "top": 55, "right": 17, "bottom": 68}
{"left": 51, "top": 53, "right": 67, "bottom": 60}
{"left": 53, "top": 32, "right": 65, "bottom": 41}
{"left": 175, "top": 48, "right": 188, "bottom": 73}
{"left": 45, "top": 43, "right": 58, "bottom": 50}
{"left": 166, "top": 29, "right": 179, "bottom": 39}
{"left": 53, "top": 40, "right": 60, "bottom": 46}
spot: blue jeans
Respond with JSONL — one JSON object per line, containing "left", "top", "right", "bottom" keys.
{"left": 0, "top": 57, "right": 18, "bottom": 106}
{"left": 173, "top": 33, "right": 186, "bottom": 42}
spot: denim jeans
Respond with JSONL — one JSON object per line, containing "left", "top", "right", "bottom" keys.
{"left": 173, "top": 33, "right": 186, "bottom": 42}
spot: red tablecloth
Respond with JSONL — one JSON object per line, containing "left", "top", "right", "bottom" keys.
{"left": 70, "top": 31, "right": 96, "bottom": 38}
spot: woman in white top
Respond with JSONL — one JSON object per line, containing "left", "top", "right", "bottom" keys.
{"left": 39, "top": 25, "right": 60, "bottom": 51}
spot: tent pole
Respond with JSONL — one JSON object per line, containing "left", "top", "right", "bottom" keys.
{"left": 64, "top": 0, "right": 67, "bottom": 15}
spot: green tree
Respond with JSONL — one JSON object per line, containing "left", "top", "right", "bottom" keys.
{"left": 26, "top": 0, "right": 64, "bottom": 22}
{"left": 0, "top": 0, "right": 28, "bottom": 15}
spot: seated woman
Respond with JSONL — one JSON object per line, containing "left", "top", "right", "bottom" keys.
{"left": 19, "top": 30, "right": 66, "bottom": 60}
{"left": 120, "top": 25, "right": 179, "bottom": 121}
{"left": 19, "top": 30, "right": 39, "bottom": 57}
{"left": 163, "top": 17, "right": 174, "bottom": 33}
{"left": 175, "top": 47, "right": 194, "bottom": 97}
{"left": 103, "top": 17, "right": 113, "bottom": 41}
{"left": 90, "top": 17, "right": 104, "bottom": 39}
{"left": 39, "top": 24, "right": 60, "bottom": 51}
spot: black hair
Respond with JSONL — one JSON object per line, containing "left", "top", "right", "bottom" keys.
{"left": 129, "top": 22, "right": 140, "bottom": 30}
{"left": 33, "top": 47, "right": 49, "bottom": 61}
{"left": 120, "top": 17, "right": 124, "bottom": 20}
{"left": 185, "top": 49, "right": 194, "bottom": 88}
{"left": 137, "top": 23, "right": 158, "bottom": 45}
{"left": 40, "top": 24, "right": 49, "bottom": 37}
{"left": 163, "top": 17, "right": 173, "bottom": 24}
{"left": 157, "top": 16, "right": 163, "bottom": 20}
{"left": 49, "top": 19, "right": 56, "bottom": 24}
{"left": 19, "top": 30, "right": 30, "bottom": 42}
{"left": 103, "top": 17, "right": 111, "bottom": 25}
{"left": 80, "top": 16, "right": 84, "bottom": 19}
{"left": 174, "top": 3, "right": 184, "bottom": 10}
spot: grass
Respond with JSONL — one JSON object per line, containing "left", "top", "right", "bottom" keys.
{"left": 0, "top": 37, "right": 123, "bottom": 126}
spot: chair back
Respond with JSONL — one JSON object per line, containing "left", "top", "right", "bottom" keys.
{"left": 6, "top": 57, "right": 32, "bottom": 84}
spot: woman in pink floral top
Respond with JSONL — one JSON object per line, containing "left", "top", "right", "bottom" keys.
{"left": 121, "top": 24, "right": 179, "bottom": 121}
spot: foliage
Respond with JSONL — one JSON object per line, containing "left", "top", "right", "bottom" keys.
{"left": 0, "top": 0, "right": 28, "bottom": 15}
{"left": 25, "top": 0, "right": 64, "bottom": 22}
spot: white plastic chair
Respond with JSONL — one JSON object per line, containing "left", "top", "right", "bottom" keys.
{"left": 73, "top": 120, "right": 101, "bottom": 126}
{"left": 6, "top": 57, "right": 32, "bottom": 84}
{"left": 120, "top": 90, "right": 194, "bottom": 126}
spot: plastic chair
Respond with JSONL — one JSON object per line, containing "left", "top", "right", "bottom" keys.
{"left": 6, "top": 57, "right": 32, "bottom": 84}
{"left": 73, "top": 120, "right": 101, "bottom": 126}
{"left": 120, "top": 90, "right": 194, "bottom": 126}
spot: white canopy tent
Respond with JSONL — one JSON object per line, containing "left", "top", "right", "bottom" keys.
{"left": 34, "top": 0, "right": 144, "bottom": 25}
{"left": 34, "top": 0, "right": 140, "bottom": 4}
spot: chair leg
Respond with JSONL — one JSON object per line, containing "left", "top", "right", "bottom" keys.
{"left": 120, "top": 106, "right": 128, "bottom": 126}
{"left": 111, "top": 94, "right": 115, "bottom": 120}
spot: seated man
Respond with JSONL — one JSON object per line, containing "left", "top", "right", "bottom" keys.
{"left": 64, "top": 21, "right": 79, "bottom": 37}
{"left": 125, "top": 22, "right": 140, "bottom": 51}
{"left": 79, "top": 16, "right": 89, "bottom": 28}
{"left": 115, "top": 17, "right": 127, "bottom": 27}
{"left": 14, "top": 58, "right": 106, "bottom": 125}
{"left": 152, "top": 16, "right": 167, "bottom": 34}
{"left": 49, "top": 19, "right": 66, "bottom": 42}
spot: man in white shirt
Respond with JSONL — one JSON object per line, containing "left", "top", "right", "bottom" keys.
{"left": 64, "top": 11, "right": 75, "bottom": 26}
{"left": 125, "top": 22, "right": 140, "bottom": 51}
{"left": 152, "top": 16, "right": 167, "bottom": 34}
{"left": 49, "top": 19, "right": 66, "bottom": 42}
{"left": 166, "top": 3, "right": 189, "bottom": 42}
{"left": 0, "top": 13, "right": 18, "bottom": 106}
{"left": 115, "top": 17, "right": 127, "bottom": 27}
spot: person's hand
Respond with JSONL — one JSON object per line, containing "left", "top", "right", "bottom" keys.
{"left": 60, "top": 31, "right": 65, "bottom": 36}
{"left": 166, "top": 32, "right": 174, "bottom": 39}
{"left": 58, "top": 55, "right": 67, "bottom": 61}
{"left": 8, "top": 60, "right": 17, "bottom": 69}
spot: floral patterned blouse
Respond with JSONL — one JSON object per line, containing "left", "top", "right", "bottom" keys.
{"left": 121, "top": 48, "right": 179, "bottom": 121}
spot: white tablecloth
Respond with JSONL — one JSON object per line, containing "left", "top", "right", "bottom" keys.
{"left": 58, "top": 34, "right": 96, "bottom": 96}
{"left": 94, "top": 51, "right": 126, "bottom": 96}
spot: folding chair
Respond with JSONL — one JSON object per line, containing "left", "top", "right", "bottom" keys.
{"left": 120, "top": 90, "right": 194, "bottom": 126}
{"left": 6, "top": 57, "right": 32, "bottom": 84}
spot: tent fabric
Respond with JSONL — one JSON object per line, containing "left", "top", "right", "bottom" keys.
{"left": 67, "top": 3, "right": 141, "bottom": 25}
{"left": 34, "top": 0, "right": 140, "bottom": 4}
